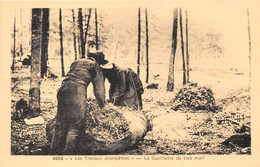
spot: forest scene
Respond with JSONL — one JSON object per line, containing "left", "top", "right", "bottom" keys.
{"left": 10, "top": 6, "right": 252, "bottom": 155}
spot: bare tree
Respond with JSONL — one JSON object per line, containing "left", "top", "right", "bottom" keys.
{"left": 95, "top": 8, "right": 99, "bottom": 50}
{"left": 41, "top": 8, "right": 49, "bottom": 78}
{"left": 167, "top": 8, "right": 178, "bottom": 91}
{"left": 114, "top": 28, "right": 121, "bottom": 61}
{"left": 77, "top": 35, "right": 81, "bottom": 57}
{"left": 185, "top": 9, "right": 190, "bottom": 83}
{"left": 78, "top": 8, "right": 85, "bottom": 58}
{"left": 59, "top": 8, "right": 65, "bottom": 77}
{"left": 145, "top": 8, "right": 149, "bottom": 83}
{"left": 180, "top": 8, "right": 187, "bottom": 85}
{"left": 85, "top": 8, "right": 91, "bottom": 53}
{"left": 247, "top": 8, "right": 251, "bottom": 80}
{"left": 72, "top": 9, "right": 78, "bottom": 60}
{"left": 20, "top": 9, "right": 23, "bottom": 61}
{"left": 29, "top": 8, "right": 42, "bottom": 115}
{"left": 137, "top": 8, "right": 141, "bottom": 76}
{"left": 11, "top": 16, "right": 16, "bottom": 73}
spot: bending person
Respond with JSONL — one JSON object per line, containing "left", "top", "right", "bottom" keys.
{"left": 101, "top": 63, "right": 144, "bottom": 110}
{"left": 50, "top": 51, "right": 108, "bottom": 155}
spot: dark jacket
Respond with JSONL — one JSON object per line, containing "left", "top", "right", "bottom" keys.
{"left": 127, "top": 68, "right": 144, "bottom": 94}
{"left": 105, "top": 65, "right": 144, "bottom": 110}
{"left": 65, "top": 58, "right": 106, "bottom": 107}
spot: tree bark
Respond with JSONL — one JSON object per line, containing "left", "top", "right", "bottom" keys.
{"left": 95, "top": 8, "right": 99, "bottom": 50}
{"left": 78, "top": 8, "right": 85, "bottom": 58}
{"left": 29, "top": 8, "right": 42, "bottom": 114}
{"left": 59, "top": 8, "right": 65, "bottom": 77}
{"left": 167, "top": 8, "right": 178, "bottom": 91}
{"left": 247, "top": 8, "right": 251, "bottom": 80}
{"left": 41, "top": 8, "right": 49, "bottom": 78}
{"left": 11, "top": 16, "right": 16, "bottom": 73}
{"left": 145, "top": 8, "right": 149, "bottom": 83}
{"left": 72, "top": 9, "right": 78, "bottom": 60}
{"left": 20, "top": 9, "right": 23, "bottom": 61}
{"left": 137, "top": 8, "right": 141, "bottom": 76}
{"left": 114, "top": 28, "right": 121, "bottom": 61}
{"left": 85, "top": 8, "right": 91, "bottom": 54}
{"left": 180, "top": 8, "right": 187, "bottom": 85}
{"left": 77, "top": 35, "right": 81, "bottom": 57}
{"left": 185, "top": 9, "right": 190, "bottom": 83}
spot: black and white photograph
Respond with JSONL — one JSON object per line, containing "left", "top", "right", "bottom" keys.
{"left": 1, "top": 1, "right": 260, "bottom": 166}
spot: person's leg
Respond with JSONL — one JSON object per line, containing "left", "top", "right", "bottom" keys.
{"left": 138, "top": 92, "right": 143, "bottom": 110}
{"left": 50, "top": 86, "right": 69, "bottom": 154}
{"left": 50, "top": 119, "right": 67, "bottom": 154}
{"left": 62, "top": 128, "right": 80, "bottom": 155}
{"left": 62, "top": 84, "right": 86, "bottom": 155}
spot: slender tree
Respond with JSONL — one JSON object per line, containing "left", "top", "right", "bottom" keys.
{"left": 247, "top": 8, "right": 251, "bottom": 80}
{"left": 20, "top": 9, "right": 23, "bottom": 61}
{"left": 85, "top": 8, "right": 91, "bottom": 53}
{"left": 29, "top": 8, "right": 42, "bottom": 115}
{"left": 137, "top": 8, "right": 141, "bottom": 76}
{"left": 185, "top": 9, "right": 190, "bottom": 83}
{"left": 167, "top": 8, "right": 178, "bottom": 91}
{"left": 11, "top": 16, "right": 16, "bottom": 73}
{"left": 114, "top": 27, "right": 121, "bottom": 61}
{"left": 72, "top": 9, "right": 78, "bottom": 60}
{"left": 95, "top": 8, "right": 99, "bottom": 50}
{"left": 180, "top": 8, "right": 186, "bottom": 85}
{"left": 41, "top": 8, "right": 49, "bottom": 78}
{"left": 78, "top": 8, "right": 85, "bottom": 58}
{"left": 59, "top": 8, "right": 65, "bottom": 77}
{"left": 145, "top": 8, "right": 149, "bottom": 83}
{"left": 77, "top": 35, "right": 81, "bottom": 57}
{"left": 28, "top": 10, "right": 32, "bottom": 55}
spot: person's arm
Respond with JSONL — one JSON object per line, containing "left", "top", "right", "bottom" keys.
{"left": 109, "top": 83, "right": 115, "bottom": 102}
{"left": 91, "top": 63, "right": 106, "bottom": 108}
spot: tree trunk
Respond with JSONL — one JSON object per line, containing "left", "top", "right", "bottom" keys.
{"left": 247, "top": 8, "right": 251, "bottom": 80}
{"left": 114, "top": 28, "right": 121, "bottom": 61}
{"left": 41, "top": 8, "right": 49, "bottom": 78}
{"left": 167, "top": 8, "right": 178, "bottom": 91}
{"left": 29, "top": 8, "right": 42, "bottom": 115}
{"left": 95, "top": 8, "right": 99, "bottom": 50}
{"left": 59, "top": 8, "right": 65, "bottom": 77}
{"left": 180, "top": 8, "right": 186, "bottom": 85}
{"left": 11, "top": 16, "right": 16, "bottom": 73}
{"left": 185, "top": 9, "right": 190, "bottom": 83}
{"left": 77, "top": 35, "right": 81, "bottom": 57}
{"left": 85, "top": 8, "right": 91, "bottom": 54}
{"left": 72, "top": 9, "right": 78, "bottom": 60}
{"left": 145, "top": 8, "right": 149, "bottom": 83}
{"left": 20, "top": 9, "right": 23, "bottom": 61}
{"left": 137, "top": 8, "right": 141, "bottom": 76}
{"left": 78, "top": 8, "right": 85, "bottom": 58}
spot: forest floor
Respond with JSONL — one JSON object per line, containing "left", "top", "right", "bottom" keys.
{"left": 10, "top": 62, "right": 251, "bottom": 155}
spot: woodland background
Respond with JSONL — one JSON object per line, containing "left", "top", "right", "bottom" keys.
{"left": 7, "top": 4, "right": 255, "bottom": 155}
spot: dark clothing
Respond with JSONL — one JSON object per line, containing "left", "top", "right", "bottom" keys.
{"left": 128, "top": 68, "right": 144, "bottom": 94}
{"left": 66, "top": 58, "right": 106, "bottom": 108}
{"left": 127, "top": 68, "right": 144, "bottom": 109}
{"left": 51, "top": 58, "right": 105, "bottom": 155}
{"left": 105, "top": 65, "right": 144, "bottom": 110}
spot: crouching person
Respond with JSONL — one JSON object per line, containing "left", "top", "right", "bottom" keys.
{"left": 101, "top": 63, "right": 144, "bottom": 110}
{"left": 50, "top": 51, "right": 108, "bottom": 155}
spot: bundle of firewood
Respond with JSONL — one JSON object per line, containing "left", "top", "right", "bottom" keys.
{"left": 171, "top": 83, "right": 219, "bottom": 112}
{"left": 47, "top": 99, "right": 148, "bottom": 154}
{"left": 85, "top": 101, "right": 131, "bottom": 144}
